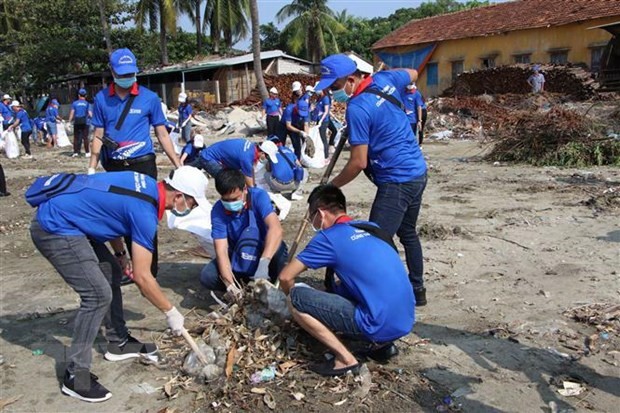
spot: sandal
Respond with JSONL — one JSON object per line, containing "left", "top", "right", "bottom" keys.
{"left": 309, "top": 358, "right": 360, "bottom": 377}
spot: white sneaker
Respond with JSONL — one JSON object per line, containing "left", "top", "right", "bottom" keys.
{"left": 71, "top": 153, "right": 79, "bottom": 158}
{"left": 85, "top": 152, "right": 91, "bottom": 157}
{"left": 291, "top": 192, "right": 303, "bottom": 201}
{"left": 23, "top": 154, "right": 33, "bottom": 159}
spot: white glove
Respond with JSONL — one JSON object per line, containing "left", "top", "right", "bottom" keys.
{"left": 253, "top": 257, "right": 271, "bottom": 280}
{"left": 87, "top": 167, "right": 96, "bottom": 175}
{"left": 224, "top": 283, "right": 243, "bottom": 303}
{"left": 165, "top": 306, "right": 184, "bottom": 336}
{"left": 301, "top": 131, "right": 309, "bottom": 139}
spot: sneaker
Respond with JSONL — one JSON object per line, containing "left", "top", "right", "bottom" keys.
{"left": 61, "top": 369, "right": 112, "bottom": 403}
{"left": 22, "top": 154, "right": 33, "bottom": 159}
{"left": 291, "top": 192, "right": 303, "bottom": 201}
{"left": 104, "top": 335, "right": 158, "bottom": 361}
{"left": 414, "top": 287, "right": 427, "bottom": 307}
{"left": 71, "top": 153, "right": 79, "bottom": 158}
{"left": 85, "top": 152, "right": 91, "bottom": 157}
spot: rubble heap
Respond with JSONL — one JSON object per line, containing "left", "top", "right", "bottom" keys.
{"left": 444, "top": 64, "right": 598, "bottom": 100}
{"left": 230, "top": 74, "right": 320, "bottom": 107}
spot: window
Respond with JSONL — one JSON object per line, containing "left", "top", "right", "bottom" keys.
{"left": 451, "top": 60, "right": 464, "bottom": 80}
{"left": 426, "top": 63, "right": 438, "bottom": 86}
{"left": 590, "top": 47, "right": 605, "bottom": 72}
{"left": 549, "top": 50, "right": 569, "bottom": 65}
{"left": 514, "top": 54, "right": 531, "bottom": 64}
{"left": 481, "top": 56, "right": 496, "bottom": 69}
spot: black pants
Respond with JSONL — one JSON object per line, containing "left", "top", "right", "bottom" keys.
{"left": 73, "top": 124, "right": 89, "bottom": 154}
{"left": 0, "top": 164, "right": 7, "bottom": 194}
{"left": 266, "top": 115, "right": 279, "bottom": 137}
{"left": 419, "top": 108, "right": 427, "bottom": 145}
{"left": 103, "top": 156, "right": 159, "bottom": 276}
{"left": 276, "top": 123, "right": 302, "bottom": 160}
{"left": 326, "top": 119, "right": 338, "bottom": 146}
{"left": 21, "top": 131, "right": 32, "bottom": 155}
{"left": 319, "top": 119, "right": 338, "bottom": 158}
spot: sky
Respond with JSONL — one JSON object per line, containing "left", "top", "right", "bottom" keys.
{"left": 179, "top": 0, "right": 509, "bottom": 51}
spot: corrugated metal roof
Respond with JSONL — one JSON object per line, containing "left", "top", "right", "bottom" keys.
{"left": 373, "top": 0, "right": 620, "bottom": 50}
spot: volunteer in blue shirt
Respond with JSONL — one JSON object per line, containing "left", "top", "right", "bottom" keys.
{"left": 68, "top": 89, "right": 92, "bottom": 157}
{"left": 34, "top": 115, "right": 47, "bottom": 144}
{"left": 279, "top": 184, "right": 414, "bottom": 377}
{"left": 277, "top": 95, "right": 308, "bottom": 160}
{"left": 7, "top": 100, "right": 33, "bottom": 158}
{"left": 1, "top": 94, "right": 14, "bottom": 130}
{"left": 200, "top": 169, "right": 288, "bottom": 302}
{"left": 315, "top": 54, "right": 428, "bottom": 306}
{"left": 297, "top": 84, "right": 312, "bottom": 132}
{"left": 180, "top": 134, "right": 204, "bottom": 165}
{"left": 259, "top": 137, "right": 306, "bottom": 197}
{"left": 404, "top": 83, "right": 426, "bottom": 144}
{"left": 194, "top": 137, "right": 278, "bottom": 188}
{"left": 89, "top": 48, "right": 181, "bottom": 280}
{"left": 45, "top": 98, "right": 62, "bottom": 148}
{"left": 28, "top": 166, "right": 207, "bottom": 402}
{"left": 177, "top": 92, "right": 193, "bottom": 143}
{"left": 315, "top": 89, "right": 338, "bottom": 159}
{"left": 262, "top": 87, "right": 282, "bottom": 136}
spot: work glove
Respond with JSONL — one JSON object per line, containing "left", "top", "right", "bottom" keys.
{"left": 165, "top": 306, "right": 184, "bottom": 336}
{"left": 253, "top": 257, "right": 271, "bottom": 280}
{"left": 300, "top": 131, "right": 309, "bottom": 139}
{"left": 224, "top": 283, "right": 243, "bottom": 303}
{"left": 87, "top": 167, "right": 96, "bottom": 175}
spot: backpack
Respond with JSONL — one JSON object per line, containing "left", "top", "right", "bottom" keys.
{"left": 25, "top": 173, "right": 157, "bottom": 208}
{"left": 277, "top": 146, "right": 304, "bottom": 183}
{"left": 229, "top": 192, "right": 264, "bottom": 278}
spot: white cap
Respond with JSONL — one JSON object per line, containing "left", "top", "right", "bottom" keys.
{"left": 193, "top": 134, "right": 204, "bottom": 148}
{"left": 259, "top": 140, "right": 279, "bottom": 164}
{"left": 269, "top": 87, "right": 278, "bottom": 94}
{"left": 2, "top": 94, "right": 10, "bottom": 100}
{"left": 305, "top": 85, "right": 314, "bottom": 93}
{"left": 164, "top": 166, "right": 209, "bottom": 210}
{"left": 407, "top": 83, "right": 417, "bottom": 90}
{"left": 292, "top": 81, "right": 302, "bottom": 92}
{"left": 178, "top": 92, "right": 187, "bottom": 103}
{"left": 10, "top": 100, "right": 21, "bottom": 107}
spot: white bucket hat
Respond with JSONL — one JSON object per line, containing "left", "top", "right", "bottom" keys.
{"left": 269, "top": 87, "right": 278, "bottom": 94}
{"left": 178, "top": 92, "right": 187, "bottom": 103}
{"left": 10, "top": 100, "right": 21, "bottom": 107}
{"left": 165, "top": 166, "right": 209, "bottom": 209}
{"left": 259, "top": 140, "right": 279, "bottom": 164}
{"left": 193, "top": 134, "right": 204, "bottom": 148}
{"left": 2, "top": 94, "right": 11, "bottom": 100}
{"left": 292, "top": 81, "right": 302, "bottom": 92}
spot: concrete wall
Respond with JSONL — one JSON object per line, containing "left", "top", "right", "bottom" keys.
{"left": 375, "top": 15, "right": 618, "bottom": 97}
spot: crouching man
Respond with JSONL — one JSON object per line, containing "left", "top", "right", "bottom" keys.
{"left": 28, "top": 166, "right": 208, "bottom": 402}
{"left": 278, "top": 185, "right": 415, "bottom": 376}
{"left": 200, "top": 169, "right": 288, "bottom": 301}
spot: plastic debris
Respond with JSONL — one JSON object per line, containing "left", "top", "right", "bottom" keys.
{"left": 557, "top": 381, "right": 585, "bottom": 397}
{"left": 250, "top": 365, "right": 276, "bottom": 384}
{"left": 31, "top": 349, "right": 43, "bottom": 356}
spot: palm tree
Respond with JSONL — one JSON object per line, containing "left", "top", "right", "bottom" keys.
{"left": 135, "top": 0, "right": 177, "bottom": 65}
{"left": 276, "top": 0, "right": 345, "bottom": 62}
{"left": 204, "top": 0, "right": 249, "bottom": 54}
{"left": 98, "top": 0, "right": 112, "bottom": 54}
{"left": 177, "top": 0, "right": 206, "bottom": 55}
{"left": 249, "top": 0, "right": 267, "bottom": 100}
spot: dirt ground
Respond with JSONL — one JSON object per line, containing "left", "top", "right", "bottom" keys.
{"left": 0, "top": 139, "right": 618, "bottom": 413}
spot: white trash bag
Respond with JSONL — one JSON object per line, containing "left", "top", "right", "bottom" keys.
{"left": 169, "top": 129, "right": 182, "bottom": 155}
{"left": 166, "top": 202, "right": 215, "bottom": 258}
{"left": 3, "top": 130, "right": 20, "bottom": 158}
{"left": 56, "top": 122, "right": 72, "bottom": 147}
{"left": 300, "top": 125, "right": 325, "bottom": 169}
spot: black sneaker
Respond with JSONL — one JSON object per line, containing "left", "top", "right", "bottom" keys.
{"left": 61, "top": 369, "right": 112, "bottom": 403}
{"left": 104, "top": 335, "right": 158, "bottom": 361}
{"left": 414, "top": 287, "right": 427, "bottom": 307}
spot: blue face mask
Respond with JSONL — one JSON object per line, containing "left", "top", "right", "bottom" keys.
{"left": 171, "top": 194, "right": 192, "bottom": 217}
{"left": 222, "top": 199, "right": 244, "bottom": 212}
{"left": 114, "top": 76, "right": 136, "bottom": 89}
{"left": 332, "top": 87, "right": 350, "bottom": 103}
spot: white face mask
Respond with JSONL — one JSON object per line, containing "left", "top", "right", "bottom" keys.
{"left": 310, "top": 210, "right": 323, "bottom": 232}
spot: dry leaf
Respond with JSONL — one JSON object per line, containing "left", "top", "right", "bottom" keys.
{"left": 264, "top": 393, "right": 277, "bottom": 410}
{"left": 334, "top": 398, "right": 348, "bottom": 406}
{"left": 225, "top": 345, "right": 237, "bottom": 378}
{"left": 291, "top": 392, "right": 305, "bottom": 401}
{"left": 163, "top": 382, "right": 173, "bottom": 398}
{"left": 0, "top": 395, "right": 21, "bottom": 410}
{"left": 278, "top": 360, "right": 297, "bottom": 374}
{"left": 251, "top": 387, "right": 267, "bottom": 394}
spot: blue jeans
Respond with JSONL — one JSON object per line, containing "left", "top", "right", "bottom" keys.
{"left": 181, "top": 123, "right": 191, "bottom": 142}
{"left": 46, "top": 121, "right": 57, "bottom": 135}
{"left": 192, "top": 157, "right": 224, "bottom": 178}
{"left": 289, "top": 286, "right": 366, "bottom": 341}
{"left": 369, "top": 174, "right": 427, "bottom": 290}
{"left": 200, "top": 242, "right": 289, "bottom": 291}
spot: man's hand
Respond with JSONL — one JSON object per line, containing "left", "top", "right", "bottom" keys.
{"left": 300, "top": 131, "right": 309, "bottom": 139}
{"left": 224, "top": 283, "right": 243, "bottom": 303}
{"left": 165, "top": 306, "right": 184, "bottom": 336}
{"left": 117, "top": 254, "right": 133, "bottom": 278}
{"left": 254, "top": 257, "right": 271, "bottom": 280}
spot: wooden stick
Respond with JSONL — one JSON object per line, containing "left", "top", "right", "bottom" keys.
{"left": 181, "top": 328, "right": 209, "bottom": 365}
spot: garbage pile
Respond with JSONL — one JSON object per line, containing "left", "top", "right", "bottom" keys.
{"left": 231, "top": 74, "right": 320, "bottom": 107}
{"left": 444, "top": 64, "right": 599, "bottom": 100}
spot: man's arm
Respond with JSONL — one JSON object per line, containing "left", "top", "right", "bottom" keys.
{"left": 245, "top": 174, "right": 255, "bottom": 188}
{"left": 131, "top": 242, "right": 174, "bottom": 312}
{"left": 214, "top": 238, "right": 236, "bottom": 287}
{"left": 330, "top": 144, "right": 368, "bottom": 188}
{"left": 261, "top": 212, "right": 283, "bottom": 260}
{"left": 154, "top": 124, "right": 181, "bottom": 168}
{"left": 279, "top": 258, "right": 307, "bottom": 295}
{"left": 68, "top": 109, "right": 75, "bottom": 123}
{"left": 179, "top": 152, "right": 188, "bottom": 165}
{"left": 402, "top": 68, "right": 418, "bottom": 84}
{"left": 88, "top": 127, "right": 104, "bottom": 170}
{"left": 286, "top": 121, "right": 304, "bottom": 135}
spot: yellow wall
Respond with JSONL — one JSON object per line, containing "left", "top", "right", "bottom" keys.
{"left": 376, "top": 16, "right": 618, "bottom": 97}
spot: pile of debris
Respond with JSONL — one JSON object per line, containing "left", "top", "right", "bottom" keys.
{"left": 563, "top": 303, "right": 620, "bottom": 354}
{"left": 444, "top": 64, "right": 598, "bottom": 100}
{"left": 230, "top": 74, "right": 320, "bottom": 107}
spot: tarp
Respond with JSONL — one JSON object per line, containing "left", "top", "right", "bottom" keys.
{"left": 377, "top": 43, "right": 436, "bottom": 72}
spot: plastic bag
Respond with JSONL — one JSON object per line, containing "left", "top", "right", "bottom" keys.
{"left": 169, "top": 129, "right": 182, "bottom": 154}
{"left": 166, "top": 200, "right": 215, "bottom": 257}
{"left": 3, "top": 130, "right": 19, "bottom": 158}
{"left": 56, "top": 122, "right": 71, "bottom": 147}
{"left": 300, "top": 125, "right": 325, "bottom": 169}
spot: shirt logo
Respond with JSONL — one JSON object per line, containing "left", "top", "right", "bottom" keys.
{"left": 241, "top": 252, "right": 257, "bottom": 261}
{"left": 119, "top": 55, "right": 134, "bottom": 64}
{"left": 113, "top": 141, "right": 146, "bottom": 160}
{"left": 129, "top": 109, "right": 142, "bottom": 114}
{"left": 44, "top": 174, "right": 60, "bottom": 187}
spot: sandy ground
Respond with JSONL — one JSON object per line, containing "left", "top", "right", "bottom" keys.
{"left": 0, "top": 139, "right": 619, "bottom": 413}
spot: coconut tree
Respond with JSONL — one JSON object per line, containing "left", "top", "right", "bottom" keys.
{"left": 276, "top": 0, "right": 345, "bottom": 62}
{"left": 135, "top": 0, "right": 177, "bottom": 65}
{"left": 177, "top": 0, "right": 206, "bottom": 55}
{"left": 204, "top": 0, "right": 249, "bottom": 54}
{"left": 249, "top": 0, "right": 267, "bottom": 100}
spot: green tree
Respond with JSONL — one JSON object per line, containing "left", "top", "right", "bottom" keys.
{"left": 259, "top": 23, "right": 284, "bottom": 51}
{"left": 276, "top": 0, "right": 345, "bottom": 62}
{"left": 204, "top": 0, "right": 249, "bottom": 54}
{"left": 135, "top": 0, "right": 178, "bottom": 65}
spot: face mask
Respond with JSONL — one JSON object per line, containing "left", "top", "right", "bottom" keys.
{"left": 114, "top": 76, "right": 136, "bottom": 89}
{"left": 171, "top": 194, "right": 191, "bottom": 217}
{"left": 222, "top": 199, "right": 244, "bottom": 212}
{"left": 332, "top": 87, "right": 350, "bottom": 103}
{"left": 310, "top": 211, "right": 323, "bottom": 232}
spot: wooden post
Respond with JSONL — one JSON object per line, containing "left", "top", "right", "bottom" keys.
{"left": 214, "top": 80, "right": 220, "bottom": 104}
{"left": 244, "top": 64, "right": 251, "bottom": 97}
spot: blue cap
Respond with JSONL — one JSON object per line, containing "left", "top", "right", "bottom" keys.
{"left": 78, "top": 88, "right": 86, "bottom": 96}
{"left": 51, "top": 99, "right": 59, "bottom": 105}
{"left": 314, "top": 54, "right": 358, "bottom": 92}
{"left": 268, "top": 135, "right": 280, "bottom": 144}
{"left": 110, "top": 48, "right": 139, "bottom": 75}
{"left": 533, "top": 64, "right": 541, "bottom": 71}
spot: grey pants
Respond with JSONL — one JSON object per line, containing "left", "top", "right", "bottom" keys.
{"left": 30, "top": 219, "right": 128, "bottom": 373}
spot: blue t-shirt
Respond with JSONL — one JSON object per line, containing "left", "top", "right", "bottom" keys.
{"left": 36, "top": 171, "right": 160, "bottom": 252}
{"left": 45, "top": 106, "right": 58, "bottom": 123}
{"left": 87, "top": 103, "right": 94, "bottom": 125}
{"left": 404, "top": 91, "right": 424, "bottom": 124}
{"left": 297, "top": 220, "right": 415, "bottom": 342}
{"left": 92, "top": 84, "right": 166, "bottom": 160}
{"left": 281, "top": 103, "right": 301, "bottom": 127}
{"left": 15, "top": 110, "right": 32, "bottom": 132}
{"left": 178, "top": 103, "right": 193, "bottom": 126}
{"left": 297, "top": 93, "right": 310, "bottom": 120}
{"left": 316, "top": 95, "right": 331, "bottom": 123}
{"left": 34, "top": 116, "right": 45, "bottom": 130}
{"left": 347, "top": 70, "right": 427, "bottom": 184}
{"left": 181, "top": 142, "right": 201, "bottom": 164}
{"left": 211, "top": 187, "right": 275, "bottom": 248}
{"left": 71, "top": 98, "right": 90, "bottom": 119}
{"left": 201, "top": 138, "right": 256, "bottom": 178}
{"left": 1, "top": 103, "right": 13, "bottom": 123}
{"left": 271, "top": 145, "right": 297, "bottom": 183}
{"left": 263, "top": 98, "right": 281, "bottom": 116}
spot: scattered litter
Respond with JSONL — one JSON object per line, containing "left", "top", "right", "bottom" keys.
{"left": 250, "top": 365, "right": 276, "bottom": 384}
{"left": 451, "top": 386, "right": 473, "bottom": 398}
{"left": 31, "top": 349, "right": 43, "bottom": 356}
{"left": 538, "top": 290, "right": 551, "bottom": 298}
{"left": 557, "top": 381, "right": 585, "bottom": 397}
{"left": 291, "top": 392, "right": 304, "bottom": 401}
{"left": 131, "top": 382, "right": 158, "bottom": 395}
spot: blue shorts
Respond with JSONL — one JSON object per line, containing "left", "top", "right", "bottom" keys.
{"left": 46, "top": 122, "right": 57, "bottom": 135}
